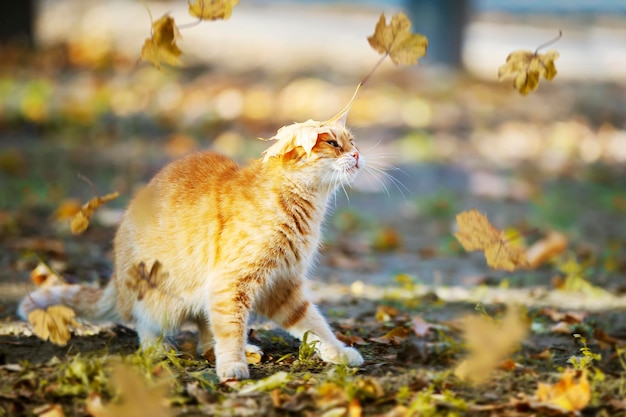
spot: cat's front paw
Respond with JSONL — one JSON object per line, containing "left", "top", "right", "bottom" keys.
{"left": 320, "top": 346, "right": 364, "bottom": 367}
{"left": 216, "top": 360, "right": 249, "bottom": 381}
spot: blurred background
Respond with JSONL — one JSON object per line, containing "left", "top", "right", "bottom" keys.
{"left": 1, "top": 0, "right": 625, "bottom": 291}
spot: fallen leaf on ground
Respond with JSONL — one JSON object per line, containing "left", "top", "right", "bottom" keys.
{"left": 335, "top": 331, "right": 367, "bottom": 346}
{"left": 539, "top": 308, "right": 587, "bottom": 324}
{"left": 454, "top": 209, "right": 529, "bottom": 272}
{"left": 71, "top": 191, "right": 119, "bottom": 235}
{"left": 370, "top": 327, "right": 410, "bottom": 345}
{"left": 239, "top": 371, "right": 290, "bottom": 394}
{"left": 140, "top": 15, "right": 183, "bottom": 69}
{"left": 526, "top": 232, "right": 568, "bottom": 268}
{"left": 34, "top": 404, "right": 65, "bottom": 417}
{"left": 245, "top": 346, "right": 264, "bottom": 365}
{"left": 593, "top": 328, "right": 626, "bottom": 349}
{"left": 454, "top": 306, "right": 528, "bottom": 383}
{"left": 28, "top": 305, "right": 78, "bottom": 346}
{"left": 367, "top": 13, "right": 428, "bottom": 65}
{"left": 535, "top": 369, "right": 590, "bottom": 412}
{"left": 375, "top": 305, "right": 399, "bottom": 322}
{"left": 188, "top": 0, "right": 239, "bottom": 20}
{"left": 411, "top": 316, "right": 433, "bottom": 337}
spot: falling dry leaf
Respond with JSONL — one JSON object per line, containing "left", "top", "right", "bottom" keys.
{"left": 28, "top": 305, "right": 78, "bottom": 346}
{"left": 367, "top": 13, "right": 428, "bottom": 65}
{"left": 71, "top": 191, "right": 119, "bottom": 235}
{"left": 129, "top": 260, "right": 169, "bottom": 300}
{"left": 526, "top": 232, "right": 568, "bottom": 268}
{"left": 86, "top": 364, "right": 172, "bottom": 417}
{"left": 454, "top": 209, "right": 529, "bottom": 272}
{"left": 454, "top": 306, "right": 528, "bottom": 383}
{"left": 498, "top": 44, "right": 560, "bottom": 95}
{"left": 141, "top": 15, "right": 183, "bottom": 69}
{"left": 54, "top": 199, "right": 82, "bottom": 221}
{"left": 535, "top": 369, "right": 590, "bottom": 412}
{"left": 188, "top": 0, "right": 239, "bottom": 20}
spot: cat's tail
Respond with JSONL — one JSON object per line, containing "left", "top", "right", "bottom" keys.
{"left": 17, "top": 282, "right": 119, "bottom": 323}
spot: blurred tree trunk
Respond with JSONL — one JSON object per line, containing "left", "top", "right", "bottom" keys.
{"left": 0, "top": 0, "right": 35, "bottom": 48}
{"left": 404, "top": 0, "right": 470, "bottom": 68}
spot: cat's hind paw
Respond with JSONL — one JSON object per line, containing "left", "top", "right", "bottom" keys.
{"left": 216, "top": 360, "right": 250, "bottom": 381}
{"left": 320, "top": 346, "right": 364, "bottom": 367}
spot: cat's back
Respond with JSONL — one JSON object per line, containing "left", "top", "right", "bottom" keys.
{"left": 157, "top": 151, "right": 240, "bottom": 195}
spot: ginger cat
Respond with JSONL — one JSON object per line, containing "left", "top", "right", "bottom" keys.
{"left": 19, "top": 119, "right": 364, "bottom": 380}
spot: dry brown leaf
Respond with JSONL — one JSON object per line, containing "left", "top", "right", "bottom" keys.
{"left": 335, "top": 331, "right": 367, "bottom": 347}
{"left": 141, "top": 15, "right": 183, "bottom": 69}
{"left": 245, "top": 346, "right": 263, "bottom": 365}
{"left": 54, "top": 199, "right": 82, "bottom": 221}
{"left": 526, "top": 232, "right": 568, "bottom": 268}
{"left": 535, "top": 369, "right": 590, "bottom": 412}
{"left": 367, "top": 13, "right": 428, "bottom": 65}
{"left": 498, "top": 49, "right": 559, "bottom": 95}
{"left": 375, "top": 305, "right": 399, "bottom": 322}
{"left": 28, "top": 305, "right": 78, "bottom": 346}
{"left": 454, "top": 306, "right": 528, "bottom": 384}
{"left": 71, "top": 191, "right": 119, "bottom": 235}
{"left": 411, "top": 315, "right": 432, "bottom": 337}
{"left": 129, "top": 260, "right": 169, "bottom": 300}
{"left": 539, "top": 308, "right": 587, "bottom": 324}
{"left": 370, "top": 327, "right": 410, "bottom": 345}
{"left": 454, "top": 209, "right": 529, "bottom": 272}
{"left": 34, "top": 404, "right": 65, "bottom": 417}
{"left": 188, "top": 0, "right": 239, "bottom": 20}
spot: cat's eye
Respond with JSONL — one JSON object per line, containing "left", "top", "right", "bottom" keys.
{"left": 326, "top": 140, "right": 340, "bottom": 148}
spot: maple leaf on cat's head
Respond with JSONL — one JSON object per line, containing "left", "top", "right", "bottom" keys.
{"left": 261, "top": 84, "right": 361, "bottom": 161}
{"left": 141, "top": 14, "right": 183, "bottom": 69}
{"left": 367, "top": 12, "right": 428, "bottom": 66}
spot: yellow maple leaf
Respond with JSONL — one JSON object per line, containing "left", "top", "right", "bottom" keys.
{"left": 454, "top": 209, "right": 529, "bottom": 272}
{"left": 70, "top": 191, "right": 119, "bottom": 235}
{"left": 86, "top": 364, "right": 172, "bottom": 417}
{"left": 141, "top": 15, "right": 183, "bottom": 69}
{"left": 28, "top": 305, "right": 78, "bottom": 346}
{"left": 536, "top": 369, "right": 590, "bottom": 412}
{"left": 498, "top": 31, "right": 561, "bottom": 95}
{"left": 188, "top": 0, "right": 239, "bottom": 20}
{"left": 454, "top": 306, "right": 528, "bottom": 383}
{"left": 367, "top": 12, "right": 428, "bottom": 66}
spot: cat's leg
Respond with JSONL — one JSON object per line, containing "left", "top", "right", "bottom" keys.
{"left": 195, "top": 315, "right": 214, "bottom": 356}
{"left": 268, "top": 291, "right": 363, "bottom": 366}
{"left": 208, "top": 284, "right": 252, "bottom": 380}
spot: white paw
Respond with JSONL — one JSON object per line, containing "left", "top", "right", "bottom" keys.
{"left": 320, "top": 346, "right": 364, "bottom": 367}
{"left": 216, "top": 360, "right": 250, "bottom": 381}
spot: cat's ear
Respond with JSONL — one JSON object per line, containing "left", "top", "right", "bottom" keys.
{"left": 261, "top": 120, "right": 331, "bottom": 162}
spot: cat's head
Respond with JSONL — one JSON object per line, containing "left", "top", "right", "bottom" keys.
{"left": 262, "top": 119, "right": 363, "bottom": 188}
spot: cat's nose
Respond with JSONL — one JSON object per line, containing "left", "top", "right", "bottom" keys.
{"left": 352, "top": 152, "right": 360, "bottom": 168}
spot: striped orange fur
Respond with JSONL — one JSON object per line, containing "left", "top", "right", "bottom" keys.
{"left": 18, "top": 122, "right": 364, "bottom": 380}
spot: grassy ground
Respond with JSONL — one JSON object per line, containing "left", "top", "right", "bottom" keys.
{"left": 1, "top": 39, "right": 626, "bottom": 416}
